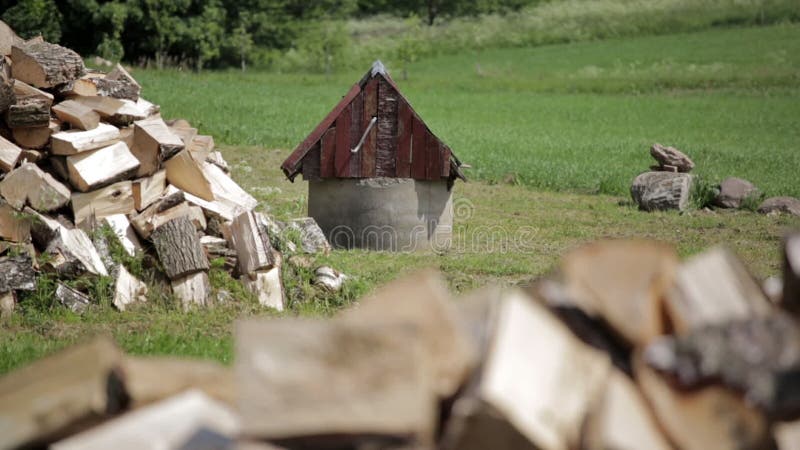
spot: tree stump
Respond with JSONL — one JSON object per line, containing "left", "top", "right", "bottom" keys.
{"left": 631, "top": 172, "right": 693, "bottom": 211}
{"left": 150, "top": 216, "right": 208, "bottom": 280}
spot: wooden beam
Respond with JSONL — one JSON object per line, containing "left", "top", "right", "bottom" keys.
{"left": 71, "top": 180, "right": 135, "bottom": 227}
{"left": 0, "top": 162, "right": 71, "bottom": 212}
{"left": 66, "top": 141, "right": 139, "bottom": 192}
{"left": 150, "top": 216, "right": 209, "bottom": 280}
{"left": 52, "top": 99, "right": 100, "bottom": 130}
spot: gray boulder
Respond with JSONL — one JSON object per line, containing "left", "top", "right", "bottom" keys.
{"left": 650, "top": 143, "right": 694, "bottom": 173}
{"left": 713, "top": 177, "right": 759, "bottom": 209}
{"left": 758, "top": 197, "right": 800, "bottom": 216}
{"left": 631, "top": 172, "right": 693, "bottom": 211}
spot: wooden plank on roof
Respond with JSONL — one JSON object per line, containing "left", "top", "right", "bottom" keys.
{"left": 410, "top": 115, "right": 427, "bottom": 179}
{"left": 360, "top": 78, "right": 378, "bottom": 178}
{"left": 396, "top": 101, "right": 412, "bottom": 178}
{"left": 376, "top": 78, "right": 398, "bottom": 178}
{"left": 320, "top": 127, "right": 335, "bottom": 178}
{"left": 348, "top": 90, "right": 363, "bottom": 176}
{"left": 302, "top": 143, "right": 321, "bottom": 181}
{"left": 441, "top": 144, "right": 452, "bottom": 178}
{"left": 426, "top": 131, "right": 441, "bottom": 181}
{"left": 334, "top": 103, "right": 352, "bottom": 177}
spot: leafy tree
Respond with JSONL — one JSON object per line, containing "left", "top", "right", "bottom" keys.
{"left": 2, "top": 0, "right": 62, "bottom": 42}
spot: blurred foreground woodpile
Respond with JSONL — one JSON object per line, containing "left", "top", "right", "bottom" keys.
{"left": 2, "top": 236, "right": 800, "bottom": 449}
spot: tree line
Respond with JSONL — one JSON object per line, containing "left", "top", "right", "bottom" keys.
{"left": 0, "top": 0, "right": 537, "bottom": 70}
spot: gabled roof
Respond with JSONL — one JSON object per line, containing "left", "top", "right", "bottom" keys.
{"left": 281, "top": 60, "right": 465, "bottom": 182}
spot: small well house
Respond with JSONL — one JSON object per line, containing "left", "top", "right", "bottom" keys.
{"left": 281, "top": 61, "right": 465, "bottom": 251}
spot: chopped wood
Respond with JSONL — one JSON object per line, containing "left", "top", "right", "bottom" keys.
{"left": 164, "top": 149, "right": 214, "bottom": 201}
{"left": 25, "top": 206, "right": 61, "bottom": 249}
{"left": 131, "top": 201, "right": 205, "bottom": 239}
{"left": 135, "top": 97, "right": 159, "bottom": 117}
{"left": 5, "top": 97, "right": 49, "bottom": 128}
{"left": 10, "top": 41, "right": 84, "bottom": 88}
{"left": 0, "top": 254, "right": 35, "bottom": 291}
{"left": 242, "top": 265, "right": 284, "bottom": 311}
{"left": 200, "top": 235, "right": 237, "bottom": 272}
{"left": 150, "top": 216, "right": 209, "bottom": 280}
{"left": 0, "top": 134, "right": 21, "bottom": 172}
{"left": 188, "top": 134, "right": 214, "bottom": 162}
{"left": 635, "top": 352, "right": 769, "bottom": 450}
{"left": 55, "top": 282, "right": 92, "bottom": 313}
{"left": 107, "top": 99, "right": 147, "bottom": 125}
{"left": 12, "top": 79, "right": 53, "bottom": 106}
{"left": 206, "top": 150, "right": 229, "bottom": 172}
{"left": 128, "top": 190, "right": 185, "bottom": 237}
{"left": 0, "top": 199, "right": 30, "bottom": 242}
{"left": 231, "top": 210, "right": 274, "bottom": 275}
{"left": 583, "top": 370, "right": 671, "bottom": 450}
{"left": 52, "top": 99, "right": 100, "bottom": 130}
{"left": 132, "top": 169, "right": 166, "bottom": 211}
{"left": 51, "top": 122, "right": 120, "bottom": 155}
{"left": 66, "top": 141, "right": 139, "bottom": 192}
{"left": 19, "top": 148, "right": 44, "bottom": 163}
{"left": 171, "top": 271, "right": 211, "bottom": 310}
{"left": 560, "top": 240, "right": 678, "bottom": 347}
{"left": 288, "top": 217, "right": 331, "bottom": 254}
{"left": 235, "top": 318, "right": 435, "bottom": 446}
{"left": 118, "top": 125, "right": 134, "bottom": 148}
{"left": 0, "top": 59, "right": 13, "bottom": 114}
{"left": 0, "top": 291, "right": 14, "bottom": 317}
{"left": 113, "top": 265, "right": 147, "bottom": 311}
{"left": 69, "top": 94, "right": 124, "bottom": 117}
{"left": 132, "top": 117, "right": 184, "bottom": 176}
{"left": 783, "top": 233, "right": 800, "bottom": 315}
{"left": 71, "top": 180, "right": 135, "bottom": 227}
{"left": 665, "top": 246, "right": 771, "bottom": 334}
{"left": 0, "top": 337, "right": 125, "bottom": 449}
{"left": 11, "top": 121, "right": 56, "bottom": 149}
{"left": 50, "top": 390, "right": 238, "bottom": 450}
{"left": 104, "top": 64, "right": 141, "bottom": 100}
{"left": 169, "top": 125, "right": 197, "bottom": 146}
{"left": 103, "top": 214, "right": 141, "bottom": 257}
{"left": 92, "top": 78, "right": 140, "bottom": 102}
{"left": 203, "top": 162, "right": 258, "bottom": 212}
{"left": 0, "top": 20, "right": 21, "bottom": 56}
{"left": 45, "top": 226, "right": 108, "bottom": 277}
{"left": 341, "top": 269, "right": 475, "bottom": 398}
{"left": 165, "top": 184, "right": 236, "bottom": 222}
{"left": 0, "top": 162, "right": 71, "bottom": 212}
{"left": 57, "top": 77, "right": 97, "bottom": 97}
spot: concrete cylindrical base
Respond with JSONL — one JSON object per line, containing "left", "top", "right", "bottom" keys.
{"left": 308, "top": 178, "right": 453, "bottom": 251}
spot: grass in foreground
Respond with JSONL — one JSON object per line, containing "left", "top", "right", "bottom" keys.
{"left": 2, "top": 146, "right": 796, "bottom": 375}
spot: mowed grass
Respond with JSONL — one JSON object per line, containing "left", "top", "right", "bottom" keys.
{"left": 136, "top": 24, "right": 800, "bottom": 197}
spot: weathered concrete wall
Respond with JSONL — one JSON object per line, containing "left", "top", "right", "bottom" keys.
{"left": 308, "top": 178, "right": 453, "bottom": 251}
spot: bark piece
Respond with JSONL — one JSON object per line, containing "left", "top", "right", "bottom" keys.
{"left": 45, "top": 227, "right": 108, "bottom": 277}
{"left": 201, "top": 235, "right": 237, "bottom": 272}
{"left": 71, "top": 180, "right": 135, "bottom": 227}
{"left": 665, "top": 246, "right": 771, "bottom": 334}
{"left": 66, "top": 141, "right": 139, "bottom": 192}
{"left": 52, "top": 99, "right": 100, "bottom": 130}
{"left": 132, "top": 117, "right": 184, "bottom": 176}
{"left": 0, "top": 134, "right": 21, "bottom": 172}
{"left": 92, "top": 78, "right": 140, "bottom": 102}
{"left": 103, "top": 214, "right": 141, "bottom": 257}
{"left": 113, "top": 265, "right": 147, "bottom": 311}
{"left": 631, "top": 171, "right": 693, "bottom": 211}
{"left": 151, "top": 216, "right": 209, "bottom": 280}
{"left": 0, "top": 199, "right": 30, "bottom": 242}
{"left": 0, "top": 254, "right": 35, "bottom": 291}
{"left": 231, "top": 210, "right": 274, "bottom": 276}
{"left": 171, "top": 271, "right": 211, "bottom": 310}
{"left": 51, "top": 122, "right": 120, "bottom": 155}
{"left": 0, "top": 162, "right": 71, "bottom": 212}
{"left": 560, "top": 239, "right": 679, "bottom": 347}
{"left": 10, "top": 41, "right": 85, "bottom": 88}
{"left": 758, "top": 196, "right": 800, "bottom": 216}
{"left": 51, "top": 390, "right": 238, "bottom": 450}
{"left": 164, "top": 149, "right": 213, "bottom": 201}
{"left": 5, "top": 97, "right": 49, "bottom": 128}
{"left": 132, "top": 169, "right": 166, "bottom": 211}
{"left": 784, "top": 233, "right": 800, "bottom": 316}
{"left": 235, "top": 318, "right": 436, "bottom": 446}
{"left": 56, "top": 282, "right": 92, "bottom": 313}
{"left": 650, "top": 143, "right": 694, "bottom": 172}
{"left": 0, "top": 337, "right": 125, "bottom": 449}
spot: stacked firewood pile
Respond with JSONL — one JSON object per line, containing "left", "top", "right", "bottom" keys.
{"left": 1, "top": 235, "right": 799, "bottom": 449}
{"left": 0, "top": 24, "right": 331, "bottom": 314}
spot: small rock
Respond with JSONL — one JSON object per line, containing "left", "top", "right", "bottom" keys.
{"left": 631, "top": 172, "right": 693, "bottom": 212}
{"left": 650, "top": 143, "right": 694, "bottom": 173}
{"left": 315, "top": 266, "right": 347, "bottom": 292}
{"left": 56, "top": 283, "right": 91, "bottom": 313}
{"left": 713, "top": 177, "right": 760, "bottom": 209}
{"left": 758, "top": 197, "right": 800, "bottom": 216}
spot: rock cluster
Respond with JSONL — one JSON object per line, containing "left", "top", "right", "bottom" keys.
{"left": 631, "top": 143, "right": 695, "bottom": 211}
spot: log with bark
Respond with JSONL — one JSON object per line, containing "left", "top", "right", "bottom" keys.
{"left": 0, "top": 162, "right": 71, "bottom": 212}
{"left": 66, "top": 142, "right": 139, "bottom": 192}
{"left": 150, "top": 215, "right": 209, "bottom": 280}
{"left": 230, "top": 210, "right": 274, "bottom": 276}
{"left": 171, "top": 271, "right": 211, "bottom": 309}
{"left": 12, "top": 79, "right": 53, "bottom": 107}
{"left": 55, "top": 282, "right": 92, "bottom": 313}
{"left": 102, "top": 64, "right": 141, "bottom": 100}
{"left": 132, "top": 117, "right": 184, "bottom": 177}
{"left": 44, "top": 227, "right": 108, "bottom": 277}
{"left": 10, "top": 41, "right": 84, "bottom": 88}
{"left": 0, "top": 199, "right": 30, "bottom": 242}
{"left": 71, "top": 180, "right": 135, "bottom": 226}
{"left": 0, "top": 254, "right": 36, "bottom": 292}
{"left": 5, "top": 97, "right": 49, "bottom": 129}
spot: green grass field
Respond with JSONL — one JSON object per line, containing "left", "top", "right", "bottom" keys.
{"left": 2, "top": 24, "right": 799, "bottom": 374}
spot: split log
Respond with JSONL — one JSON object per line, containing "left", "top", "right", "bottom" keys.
{"left": 242, "top": 266, "right": 284, "bottom": 311}
{"left": 52, "top": 99, "right": 100, "bottom": 130}
{"left": 168, "top": 125, "right": 197, "bottom": 147}
{"left": 131, "top": 201, "right": 205, "bottom": 239}
{"left": 71, "top": 180, "right": 135, "bottom": 227}
{"left": 0, "top": 254, "right": 35, "bottom": 291}
{"left": 113, "top": 265, "right": 147, "bottom": 311}
{"left": 12, "top": 79, "right": 53, "bottom": 107}
{"left": 25, "top": 206, "right": 61, "bottom": 249}
{"left": 45, "top": 227, "right": 108, "bottom": 277}
{"left": 200, "top": 235, "right": 237, "bottom": 272}
{"left": 235, "top": 318, "right": 436, "bottom": 447}
{"left": 315, "top": 266, "right": 347, "bottom": 291}
{"left": 50, "top": 390, "right": 238, "bottom": 450}
{"left": 0, "top": 59, "right": 13, "bottom": 114}
{"left": 635, "top": 352, "right": 769, "bottom": 450}
{"left": 164, "top": 149, "right": 214, "bottom": 201}
{"left": 0, "top": 199, "right": 30, "bottom": 242}
{"left": 171, "top": 271, "right": 211, "bottom": 309}
{"left": 132, "top": 117, "right": 184, "bottom": 176}
{"left": 0, "top": 291, "right": 14, "bottom": 317}
{"left": 118, "top": 125, "right": 134, "bottom": 148}
{"left": 103, "top": 214, "right": 141, "bottom": 257}
{"left": 440, "top": 289, "right": 610, "bottom": 450}
{"left": 150, "top": 216, "right": 209, "bottom": 280}
{"left": 0, "top": 162, "right": 71, "bottom": 212}
{"left": 166, "top": 184, "right": 236, "bottom": 222}
{"left": 341, "top": 269, "right": 475, "bottom": 399}
{"left": 203, "top": 162, "right": 258, "bottom": 212}
{"left": 0, "top": 337, "right": 125, "bottom": 449}
{"left": 92, "top": 78, "right": 140, "bottom": 102}
{"left": 231, "top": 210, "right": 274, "bottom": 275}
{"left": 560, "top": 240, "right": 678, "bottom": 347}
{"left": 51, "top": 122, "right": 120, "bottom": 155}
{"left": 783, "top": 233, "right": 800, "bottom": 315}
{"left": 11, "top": 119, "right": 59, "bottom": 149}
{"left": 0, "top": 20, "right": 21, "bottom": 56}
{"left": 631, "top": 171, "right": 693, "bottom": 211}
{"left": 57, "top": 78, "right": 98, "bottom": 97}
{"left": 0, "top": 135, "right": 22, "bottom": 172}
{"left": 665, "top": 246, "right": 771, "bottom": 334}
{"left": 66, "top": 141, "right": 139, "bottom": 192}
{"left": 188, "top": 134, "right": 214, "bottom": 162}
{"left": 55, "top": 282, "right": 92, "bottom": 313}
{"left": 10, "top": 41, "right": 85, "bottom": 88}
{"left": 289, "top": 217, "right": 331, "bottom": 254}
{"left": 136, "top": 97, "right": 159, "bottom": 117}
{"left": 128, "top": 190, "right": 184, "bottom": 237}
{"left": 5, "top": 97, "right": 49, "bottom": 128}
{"left": 102, "top": 63, "right": 141, "bottom": 101}
{"left": 70, "top": 96, "right": 145, "bottom": 126}
{"left": 132, "top": 169, "right": 166, "bottom": 211}
{"left": 206, "top": 150, "right": 229, "bottom": 172}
